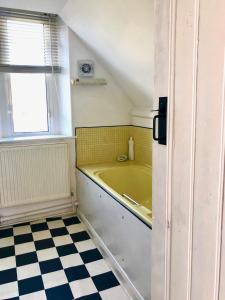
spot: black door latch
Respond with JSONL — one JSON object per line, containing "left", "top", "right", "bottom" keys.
{"left": 153, "top": 97, "right": 167, "bottom": 145}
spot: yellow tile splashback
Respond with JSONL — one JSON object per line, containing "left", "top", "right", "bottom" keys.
{"left": 132, "top": 126, "right": 152, "bottom": 166}
{"left": 76, "top": 126, "right": 152, "bottom": 166}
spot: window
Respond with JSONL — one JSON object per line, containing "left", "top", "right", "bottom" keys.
{"left": 7, "top": 20, "right": 45, "bottom": 66}
{"left": 10, "top": 73, "right": 48, "bottom": 133}
{"left": 0, "top": 8, "right": 60, "bottom": 137}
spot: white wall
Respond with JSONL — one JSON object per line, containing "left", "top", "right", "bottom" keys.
{"left": 68, "top": 30, "right": 132, "bottom": 128}
{"left": 60, "top": 0, "right": 154, "bottom": 110}
{"left": 0, "top": 0, "right": 67, "bottom": 14}
{"left": 131, "top": 108, "right": 153, "bottom": 128}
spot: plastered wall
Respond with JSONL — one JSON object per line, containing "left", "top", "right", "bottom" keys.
{"left": 68, "top": 31, "right": 133, "bottom": 129}
{"left": 60, "top": 0, "right": 154, "bottom": 109}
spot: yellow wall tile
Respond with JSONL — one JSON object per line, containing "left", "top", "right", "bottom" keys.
{"left": 76, "top": 126, "right": 152, "bottom": 166}
{"left": 130, "top": 127, "right": 152, "bottom": 166}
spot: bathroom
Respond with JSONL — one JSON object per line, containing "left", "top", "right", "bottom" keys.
{"left": 0, "top": 1, "right": 153, "bottom": 299}
{"left": 1, "top": 0, "right": 225, "bottom": 299}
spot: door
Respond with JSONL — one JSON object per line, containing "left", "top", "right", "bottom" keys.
{"left": 152, "top": 0, "right": 225, "bottom": 299}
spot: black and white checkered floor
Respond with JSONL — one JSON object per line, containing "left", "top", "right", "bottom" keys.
{"left": 0, "top": 215, "right": 131, "bottom": 300}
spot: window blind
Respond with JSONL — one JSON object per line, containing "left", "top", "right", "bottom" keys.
{"left": 0, "top": 8, "right": 60, "bottom": 73}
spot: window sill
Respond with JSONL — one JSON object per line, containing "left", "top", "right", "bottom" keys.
{"left": 0, "top": 135, "right": 76, "bottom": 145}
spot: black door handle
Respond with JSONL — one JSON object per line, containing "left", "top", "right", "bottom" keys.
{"left": 153, "top": 114, "right": 166, "bottom": 141}
{"left": 153, "top": 97, "right": 167, "bottom": 145}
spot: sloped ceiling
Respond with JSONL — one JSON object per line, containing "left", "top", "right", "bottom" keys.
{"left": 0, "top": 0, "right": 154, "bottom": 108}
{"left": 60, "top": 0, "right": 154, "bottom": 108}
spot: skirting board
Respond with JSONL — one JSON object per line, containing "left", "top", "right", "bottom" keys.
{"left": 0, "top": 198, "right": 77, "bottom": 226}
{"left": 78, "top": 209, "right": 144, "bottom": 300}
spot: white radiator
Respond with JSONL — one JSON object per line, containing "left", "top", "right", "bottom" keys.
{"left": 0, "top": 143, "right": 71, "bottom": 208}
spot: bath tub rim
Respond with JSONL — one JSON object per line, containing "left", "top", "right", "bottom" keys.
{"left": 76, "top": 166, "right": 152, "bottom": 229}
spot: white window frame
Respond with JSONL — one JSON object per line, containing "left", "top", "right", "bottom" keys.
{"left": 0, "top": 9, "right": 60, "bottom": 139}
{"left": 0, "top": 72, "right": 57, "bottom": 138}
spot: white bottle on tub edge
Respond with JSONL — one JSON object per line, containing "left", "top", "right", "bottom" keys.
{"left": 128, "top": 137, "right": 134, "bottom": 161}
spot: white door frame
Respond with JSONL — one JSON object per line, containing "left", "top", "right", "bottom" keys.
{"left": 151, "top": 0, "right": 171, "bottom": 298}
{"left": 152, "top": 0, "right": 225, "bottom": 299}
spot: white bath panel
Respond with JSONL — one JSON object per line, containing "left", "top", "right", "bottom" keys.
{"left": 77, "top": 169, "right": 151, "bottom": 300}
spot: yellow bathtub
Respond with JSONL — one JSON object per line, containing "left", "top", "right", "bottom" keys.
{"left": 78, "top": 162, "right": 152, "bottom": 227}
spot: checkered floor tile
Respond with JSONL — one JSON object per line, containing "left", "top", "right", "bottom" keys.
{"left": 0, "top": 215, "right": 130, "bottom": 300}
